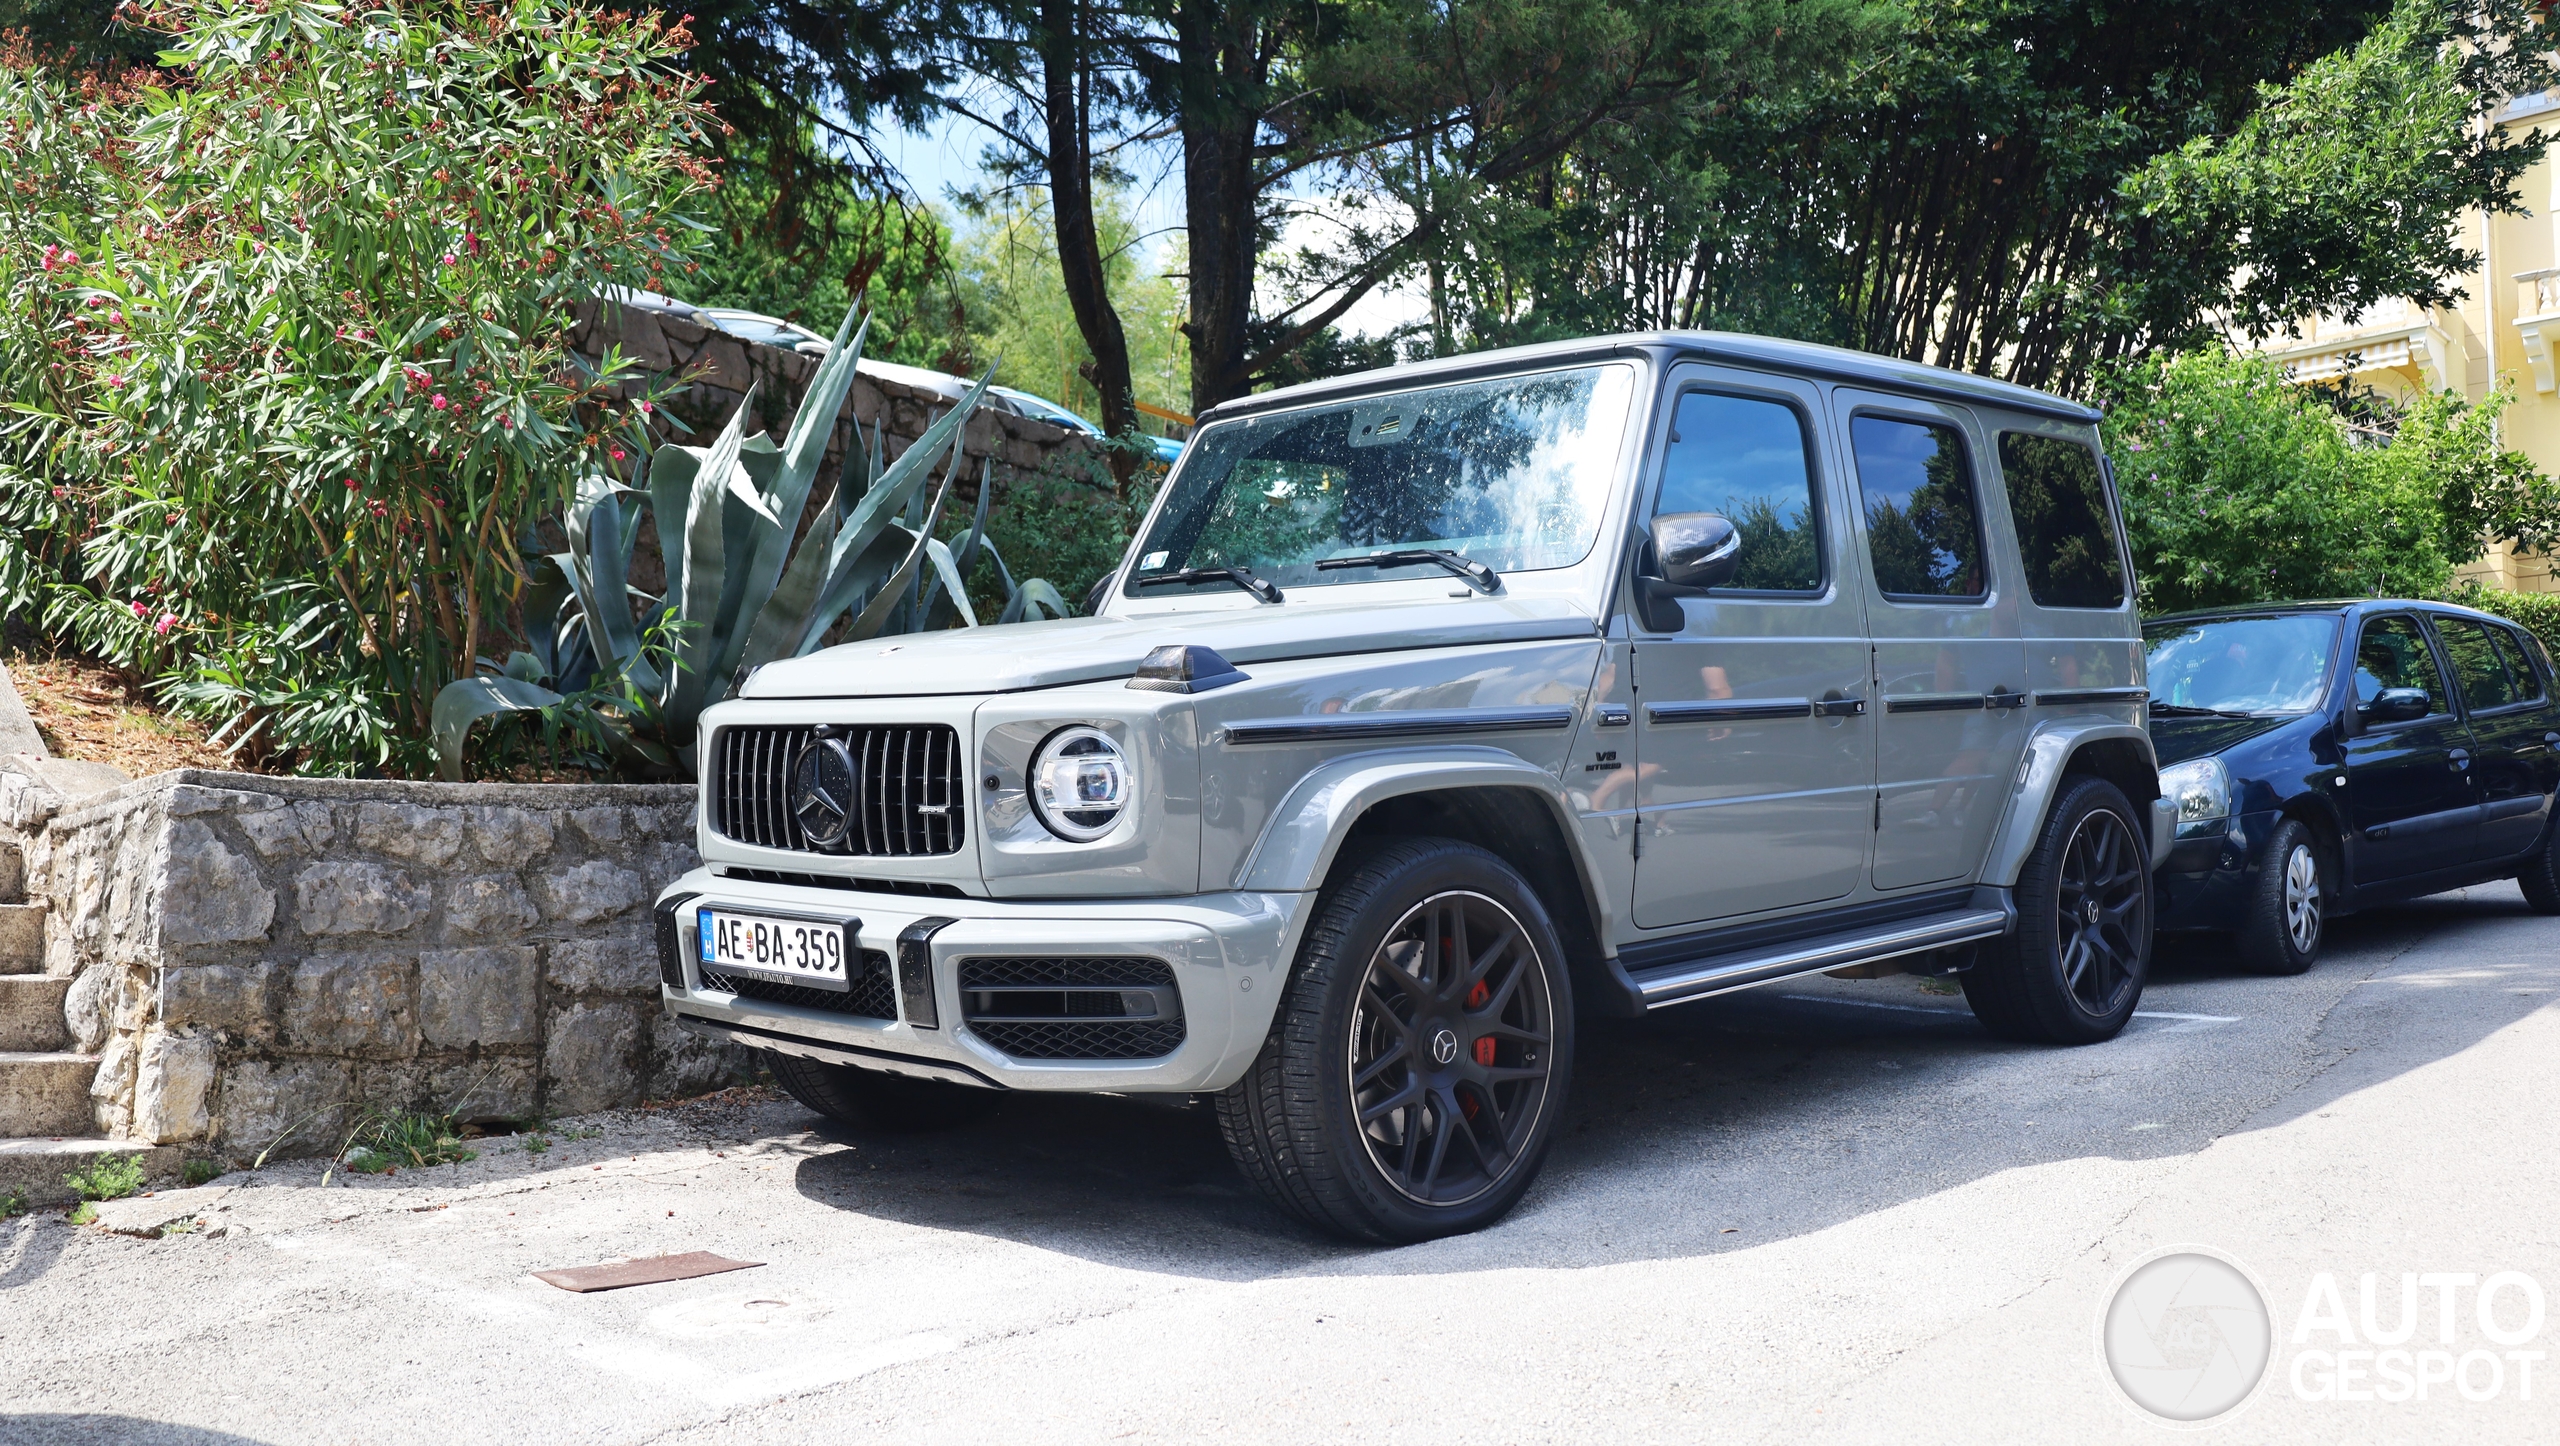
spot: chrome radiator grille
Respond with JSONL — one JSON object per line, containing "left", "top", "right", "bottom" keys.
{"left": 709, "top": 724, "right": 967, "bottom": 857}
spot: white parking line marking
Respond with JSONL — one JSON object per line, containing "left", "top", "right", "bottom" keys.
{"left": 2132, "top": 1010, "right": 2240, "bottom": 1023}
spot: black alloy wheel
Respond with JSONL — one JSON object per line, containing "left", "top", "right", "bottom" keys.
{"left": 1962, "top": 775, "right": 2153, "bottom": 1044}
{"left": 1218, "top": 838, "right": 1574, "bottom": 1242}
{"left": 1346, "top": 889, "right": 1559, "bottom": 1208}
{"left": 2056, "top": 803, "right": 2151, "bottom": 1015}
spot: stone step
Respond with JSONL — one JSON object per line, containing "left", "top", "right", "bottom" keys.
{"left": 0, "top": 1051, "right": 97, "bottom": 1137}
{"left": 0, "top": 1137, "right": 178, "bottom": 1207}
{"left": 0, "top": 901, "right": 42, "bottom": 974}
{"left": 0, "top": 975, "right": 69, "bottom": 1052}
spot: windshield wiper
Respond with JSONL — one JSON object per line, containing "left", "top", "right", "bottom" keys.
{"left": 1314, "top": 548, "right": 1502, "bottom": 593}
{"left": 2148, "top": 703, "right": 2259, "bottom": 719}
{"left": 1132, "top": 566, "right": 1283, "bottom": 604}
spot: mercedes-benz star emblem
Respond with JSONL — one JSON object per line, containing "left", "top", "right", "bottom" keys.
{"left": 2085, "top": 898, "right": 2102, "bottom": 924}
{"left": 1430, "top": 1028, "right": 1460, "bottom": 1066}
{"left": 791, "top": 738, "right": 858, "bottom": 848}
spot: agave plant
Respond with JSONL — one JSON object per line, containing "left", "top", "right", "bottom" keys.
{"left": 432, "top": 303, "right": 1069, "bottom": 779}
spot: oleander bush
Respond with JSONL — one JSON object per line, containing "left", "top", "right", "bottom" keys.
{"left": 0, "top": 0, "right": 715, "bottom": 774}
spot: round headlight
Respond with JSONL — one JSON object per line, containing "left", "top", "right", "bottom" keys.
{"left": 2158, "top": 756, "right": 2233, "bottom": 830}
{"left": 1029, "top": 726, "right": 1133, "bottom": 842}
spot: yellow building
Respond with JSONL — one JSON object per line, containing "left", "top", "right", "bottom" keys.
{"left": 2253, "top": 91, "right": 2559, "bottom": 594}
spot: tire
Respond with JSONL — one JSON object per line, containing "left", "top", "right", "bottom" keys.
{"left": 1962, "top": 775, "right": 2153, "bottom": 1044}
{"left": 767, "top": 1051, "right": 998, "bottom": 1132}
{"left": 2518, "top": 824, "right": 2560, "bottom": 916}
{"left": 2234, "top": 818, "right": 2326, "bottom": 974}
{"left": 1216, "top": 838, "right": 1575, "bottom": 1244}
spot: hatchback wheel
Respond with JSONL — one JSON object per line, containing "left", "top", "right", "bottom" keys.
{"left": 2518, "top": 824, "right": 2560, "bottom": 916}
{"left": 1962, "top": 775, "right": 2152, "bottom": 1043}
{"left": 1217, "top": 838, "right": 1573, "bottom": 1243}
{"left": 2235, "top": 818, "right": 2326, "bottom": 974}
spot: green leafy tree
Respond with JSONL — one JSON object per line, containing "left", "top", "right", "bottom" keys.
{"left": 954, "top": 188, "right": 1188, "bottom": 428}
{"left": 0, "top": 0, "right": 714, "bottom": 773}
{"left": 2099, "top": 346, "right": 2560, "bottom": 611}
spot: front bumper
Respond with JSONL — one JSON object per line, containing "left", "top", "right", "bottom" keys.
{"left": 2155, "top": 807, "right": 2279, "bottom": 933}
{"left": 655, "top": 869, "right": 1309, "bottom": 1093}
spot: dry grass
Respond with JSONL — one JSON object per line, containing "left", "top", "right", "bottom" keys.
{"left": 3, "top": 651, "right": 278, "bottom": 777}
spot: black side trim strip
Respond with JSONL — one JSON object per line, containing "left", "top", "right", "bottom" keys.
{"left": 1647, "top": 698, "right": 1813, "bottom": 723}
{"left": 1222, "top": 706, "right": 1576, "bottom": 745}
{"left": 1619, "top": 886, "right": 1975, "bottom": 974}
{"left": 670, "top": 1014, "right": 1003, "bottom": 1089}
{"left": 2035, "top": 687, "right": 2148, "bottom": 706}
{"left": 1885, "top": 693, "right": 1988, "bottom": 714}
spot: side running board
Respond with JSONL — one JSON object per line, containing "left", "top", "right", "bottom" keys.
{"left": 1623, "top": 898, "right": 2016, "bottom": 1011}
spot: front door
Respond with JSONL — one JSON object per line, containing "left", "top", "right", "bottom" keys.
{"left": 1833, "top": 391, "right": 2031, "bottom": 893}
{"left": 2344, "top": 613, "right": 2479, "bottom": 883}
{"left": 2431, "top": 613, "right": 2556, "bottom": 864}
{"left": 1630, "top": 369, "right": 1874, "bottom": 929}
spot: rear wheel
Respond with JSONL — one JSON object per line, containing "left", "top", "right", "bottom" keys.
{"left": 1217, "top": 838, "right": 1573, "bottom": 1243}
{"left": 1962, "top": 775, "right": 2152, "bottom": 1044}
{"left": 767, "top": 1052, "right": 998, "bottom": 1132}
{"left": 2518, "top": 824, "right": 2560, "bottom": 916}
{"left": 2234, "top": 819, "right": 2325, "bottom": 974}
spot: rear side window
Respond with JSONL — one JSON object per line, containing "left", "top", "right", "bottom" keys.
{"left": 1998, "top": 432, "right": 2126, "bottom": 609}
{"left": 2489, "top": 625, "right": 2549, "bottom": 702}
{"left": 1654, "top": 391, "right": 1822, "bottom": 593}
{"left": 1850, "top": 415, "right": 1984, "bottom": 599}
{"left": 2438, "top": 618, "right": 2520, "bottom": 711}
{"left": 2353, "top": 615, "right": 2451, "bottom": 716}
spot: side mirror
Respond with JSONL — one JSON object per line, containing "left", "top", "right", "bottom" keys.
{"left": 1084, "top": 569, "right": 1119, "bottom": 617}
{"left": 1649, "top": 512, "right": 1741, "bottom": 591}
{"left": 2364, "top": 687, "right": 2431, "bottom": 724}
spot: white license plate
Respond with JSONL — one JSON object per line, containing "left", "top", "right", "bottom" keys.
{"left": 698, "top": 909, "right": 856, "bottom": 989}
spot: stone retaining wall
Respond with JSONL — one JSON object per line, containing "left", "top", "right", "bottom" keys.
{"left": 0, "top": 768, "right": 738, "bottom": 1158}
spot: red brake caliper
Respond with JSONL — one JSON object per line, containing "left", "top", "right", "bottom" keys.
{"left": 1467, "top": 980, "right": 1496, "bottom": 1066}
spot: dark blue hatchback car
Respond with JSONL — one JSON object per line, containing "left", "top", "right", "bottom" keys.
{"left": 2143, "top": 599, "right": 2560, "bottom": 972}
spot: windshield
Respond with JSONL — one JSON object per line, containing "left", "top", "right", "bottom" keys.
{"left": 2143, "top": 615, "right": 2339, "bottom": 715}
{"left": 1126, "top": 364, "right": 1636, "bottom": 595}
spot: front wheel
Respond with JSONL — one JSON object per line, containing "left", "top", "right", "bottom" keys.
{"left": 1962, "top": 775, "right": 2153, "bottom": 1044}
{"left": 2235, "top": 818, "right": 2326, "bottom": 974}
{"left": 1217, "top": 838, "right": 1574, "bottom": 1243}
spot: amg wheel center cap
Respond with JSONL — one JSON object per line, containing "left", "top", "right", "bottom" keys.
{"left": 2083, "top": 899, "right": 2102, "bottom": 925}
{"left": 1430, "top": 1028, "right": 1460, "bottom": 1066}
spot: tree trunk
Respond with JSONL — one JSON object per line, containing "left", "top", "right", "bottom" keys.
{"left": 1176, "top": 0, "right": 1261, "bottom": 413}
{"left": 1041, "top": 0, "right": 1140, "bottom": 495}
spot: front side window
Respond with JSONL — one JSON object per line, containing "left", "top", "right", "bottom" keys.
{"left": 1998, "top": 432, "right": 2126, "bottom": 609}
{"left": 1850, "top": 414, "right": 1985, "bottom": 599}
{"left": 1126, "top": 365, "right": 1635, "bottom": 595}
{"left": 2490, "top": 624, "right": 2549, "bottom": 703}
{"left": 2437, "top": 618, "right": 2520, "bottom": 711}
{"left": 2353, "top": 615, "right": 2451, "bottom": 716}
{"left": 1654, "top": 391, "right": 1821, "bottom": 593}
{"left": 2142, "top": 615, "right": 2338, "bottom": 715}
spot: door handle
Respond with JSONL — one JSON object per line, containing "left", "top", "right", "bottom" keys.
{"left": 2450, "top": 748, "right": 2471, "bottom": 771}
{"left": 1816, "top": 690, "right": 1867, "bottom": 718}
{"left": 1985, "top": 687, "right": 2029, "bottom": 711}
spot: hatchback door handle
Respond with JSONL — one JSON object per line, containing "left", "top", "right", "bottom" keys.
{"left": 2450, "top": 749, "right": 2471, "bottom": 770}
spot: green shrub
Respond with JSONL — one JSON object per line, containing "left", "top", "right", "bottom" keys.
{"left": 2103, "top": 346, "right": 2560, "bottom": 613}
{"left": 63, "top": 1151, "right": 146, "bottom": 1203}
{"left": 180, "top": 1160, "right": 219, "bottom": 1188}
{"left": 0, "top": 0, "right": 715, "bottom": 775}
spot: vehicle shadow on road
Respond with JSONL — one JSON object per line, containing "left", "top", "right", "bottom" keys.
{"left": 0, "top": 1417, "right": 277, "bottom": 1446}
{"left": 782, "top": 885, "right": 2555, "bottom": 1277}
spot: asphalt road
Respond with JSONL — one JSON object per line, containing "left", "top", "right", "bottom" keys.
{"left": 5, "top": 883, "right": 2558, "bottom": 1444}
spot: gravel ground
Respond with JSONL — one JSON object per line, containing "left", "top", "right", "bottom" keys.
{"left": 3, "top": 883, "right": 2556, "bottom": 1444}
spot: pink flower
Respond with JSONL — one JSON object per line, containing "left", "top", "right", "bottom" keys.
{"left": 610, "top": 447, "right": 627, "bottom": 462}
{"left": 441, "top": 254, "right": 458, "bottom": 267}
{"left": 109, "top": 311, "right": 123, "bottom": 326}
{"left": 104, "top": 374, "right": 125, "bottom": 387}
{"left": 344, "top": 477, "right": 359, "bottom": 490}
{"left": 165, "top": 512, "right": 180, "bottom": 524}
{"left": 431, "top": 393, "right": 450, "bottom": 411}
{"left": 85, "top": 295, "right": 104, "bottom": 308}
{"left": 130, "top": 599, "right": 148, "bottom": 618}
{"left": 155, "top": 615, "right": 176, "bottom": 636}
{"left": 636, "top": 401, "right": 652, "bottom": 415}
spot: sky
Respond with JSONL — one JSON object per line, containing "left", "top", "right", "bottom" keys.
{"left": 865, "top": 108, "right": 1430, "bottom": 343}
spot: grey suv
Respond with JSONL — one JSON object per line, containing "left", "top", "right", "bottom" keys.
{"left": 655, "top": 332, "right": 2173, "bottom": 1241}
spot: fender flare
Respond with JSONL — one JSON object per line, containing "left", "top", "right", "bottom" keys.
{"left": 1979, "top": 720, "right": 2169, "bottom": 887}
{"left": 1231, "top": 744, "right": 1619, "bottom": 942}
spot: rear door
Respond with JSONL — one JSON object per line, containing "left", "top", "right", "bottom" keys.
{"left": 2343, "top": 613, "right": 2480, "bottom": 883}
{"left": 1629, "top": 367, "right": 1875, "bottom": 928}
{"left": 1990, "top": 423, "right": 2145, "bottom": 721}
{"left": 1831, "top": 390, "right": 2030, "bottom": 893}
{"left": 2433, "top": 614, "right": 2556, "bottom": 863}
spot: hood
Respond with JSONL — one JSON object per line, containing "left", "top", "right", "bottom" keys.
{"left": 2148, "top": 713, "right": 2294, "bottom": 767}
{"left": 740, "top": 595, "right": 1602, "bottom": 699}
